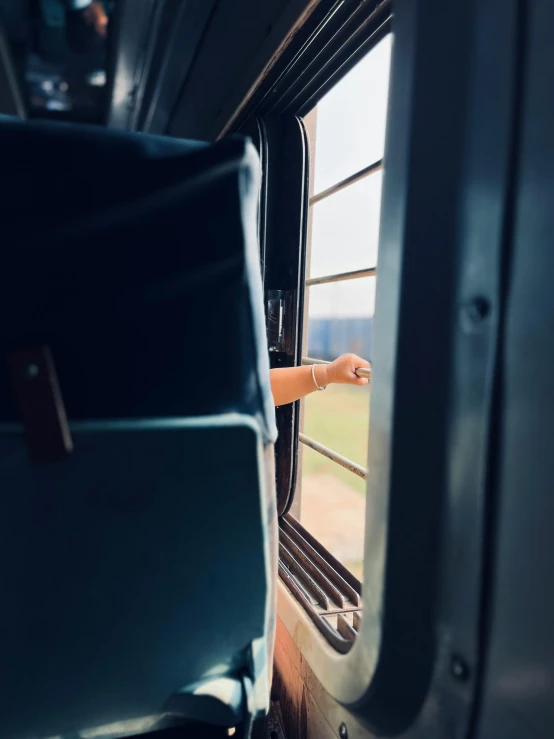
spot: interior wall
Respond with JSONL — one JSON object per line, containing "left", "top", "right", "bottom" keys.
{"left": 273, "top": 618, "right": 373, "bottom": 739}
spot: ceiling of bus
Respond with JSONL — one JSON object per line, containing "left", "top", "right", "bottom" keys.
{"left": 167, "top": 0, "right": 320, "bottom": 140}
{"left": 0, "top": 0, "right": 319, "bottom": 135}
{"left": 108, "top": 0, "right": 319, "bottom": 140}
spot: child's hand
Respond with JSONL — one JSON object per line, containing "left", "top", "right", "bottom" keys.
{"left": 326, "top": 354, "right": 370, "bottom": 386}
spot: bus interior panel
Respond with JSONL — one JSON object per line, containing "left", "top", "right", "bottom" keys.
{"left": 0, "top": 1, "right": 552, "bottom": 739}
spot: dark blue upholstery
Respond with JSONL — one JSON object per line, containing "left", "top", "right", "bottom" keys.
{"left": 0, "top": 117, "right": 276, "bottom": 440}
{"left": 0, "top": 117, "right": 277, "bottom": 739}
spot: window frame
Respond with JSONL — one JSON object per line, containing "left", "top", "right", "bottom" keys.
{"left": 243, "top": 114, "right": 310, "bottom": 516}
{"left": 238, "top": 0, "right": 519, "bottom": 732}
{"left": 241, "top": 0, "right": 393, "bottom": 536}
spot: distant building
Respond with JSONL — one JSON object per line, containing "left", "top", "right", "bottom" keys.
{"left": 307, "top": 317, "right": 372, "bottom": 362}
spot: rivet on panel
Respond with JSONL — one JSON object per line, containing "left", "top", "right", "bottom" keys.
{"left": 460, "top": 297, "right": 491, "bottom": 331}
{"left": 451, "top": 653, "right": 471, "bottom": 682}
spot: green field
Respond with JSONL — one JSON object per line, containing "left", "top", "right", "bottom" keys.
{"left": 301, "top": 384, "right": 371, "bottom": 495}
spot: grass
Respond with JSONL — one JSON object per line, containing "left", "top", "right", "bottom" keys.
{"left": 301, "top": 384, "right": 371, "bottom": 496}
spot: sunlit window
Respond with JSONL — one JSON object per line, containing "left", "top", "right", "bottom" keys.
{"left": 299, "top": 35, "right": 392, "bottom": 581}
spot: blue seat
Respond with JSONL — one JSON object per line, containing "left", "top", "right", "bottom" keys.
{"left": 0, "top": 118, "right": 277, "bottom": 739}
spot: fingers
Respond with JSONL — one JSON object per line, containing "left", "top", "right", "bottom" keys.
{"left": 327, "top": 354, "right": 371, "bottom": 385}
{"left": 346, "top": 354, "right": 370, "bottom": 384}
{"left": 344, "top": 367, "right": 369, "bottom": 385}
{"left": 348, "top": 353, "right": 370, "bottom": 369}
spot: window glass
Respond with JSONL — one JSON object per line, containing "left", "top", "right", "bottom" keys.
{"left": 306, "top": 278, "right": 376, "bottom": 352}
{"left": 309, "top": 173, "right": 382, "bottom": 279}
{"left": 299, "top": 35, "right": 392, "bottom": 579}
{"left": 312, "top": 34, "right": 392, "bottom": 195}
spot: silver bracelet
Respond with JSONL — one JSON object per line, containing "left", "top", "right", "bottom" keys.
{"left": 311, "top": 364, "right": 327, "bottom": 391}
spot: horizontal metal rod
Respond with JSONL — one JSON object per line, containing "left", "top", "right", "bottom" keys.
{"left": 306, "top": 266, "right": 376, "bottom": 287}
{"left": 302, "top": 357, "right": 330, "bottom": 365}
{"left": 301, "top": 357, "right": 371, "bottom": 380}
{"left": 309, "top": 158, "right": 383, "bottom": 207}
{"left": 299, "top": 433, "right": 368, "bottom": 480}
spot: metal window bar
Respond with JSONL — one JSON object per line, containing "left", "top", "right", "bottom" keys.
{"left": 302, "top": 356, "right": 330, "bottom": 365}
{"left": 309, "top": 158, "right": 383, "bottom": 207}
{"left": 299, "top": 432, "right": 368, "bottom": 480}
{"left": 305, "top": 265, "right": 376, "bottom": 287}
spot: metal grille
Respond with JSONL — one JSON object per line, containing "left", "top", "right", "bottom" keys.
{"left": 300, "top": 155, "right": 378, "bottom": 489}
{"left": 278, "top": 514, "right": 362, "bottom": 653}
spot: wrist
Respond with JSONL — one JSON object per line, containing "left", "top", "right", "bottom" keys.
{"left": 315, "top": 364, "right": 330, "bottom": 388}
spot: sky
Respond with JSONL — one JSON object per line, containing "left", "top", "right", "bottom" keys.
{"left": 307, "top": 34, "right": 392, "bottom": 319}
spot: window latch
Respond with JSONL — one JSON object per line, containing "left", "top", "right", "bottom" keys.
{"left": 267, "top": 289, "right": 296, "bottom": 355}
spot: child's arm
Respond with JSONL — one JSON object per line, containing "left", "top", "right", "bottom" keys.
{"left": 270, "top": 353, "right": 370, "bottom": 407}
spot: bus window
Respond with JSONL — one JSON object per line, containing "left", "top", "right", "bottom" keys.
{"left": 297, "top": 35, "right": 392, "bottom": 582}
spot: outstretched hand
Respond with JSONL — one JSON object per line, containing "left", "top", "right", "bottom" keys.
{"left": 269, "top": 353, "right": 370, "bottom": 407}
{"left": 325, "top": 353, "right": 371, "bottom": 386}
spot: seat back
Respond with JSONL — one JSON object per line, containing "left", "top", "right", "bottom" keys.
{"left": 0, "top": 118, "right": 277, "bottom": 739}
